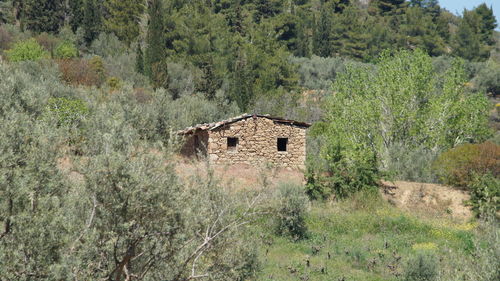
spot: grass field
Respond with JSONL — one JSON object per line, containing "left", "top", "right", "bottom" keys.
{"left": 251, "top": 191, "right": 484, "bottom": 281}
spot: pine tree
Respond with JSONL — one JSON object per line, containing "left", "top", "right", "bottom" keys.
{"left": 474, "top": 4, "right": 497, "bottom": 46}
{"left": 83, "top": 0, "right": 102, "bottom": 46}
{"left": 453, "top": 12, "right": 483, "bottom": 61}
{"left": 0, "top": 0, "right": 13, "bottom": 24}
{"left": 69, "top": 0, "right": 84, "bottom": 32}
{"left": 136, "top": 43, "right": 144, "bottom": 74}
{"left": 337, "top": 5, "right": 369, "bottom": 60}
{"left": 22, "top": 0, "right": 65, "bottom": 33}
{"left": 145, "top": 0, "right": 166, "bottom": 88}
{"left": 104, "top": 0, "right": 145, "bottom": 46}
{"left": 370, "top": 0, "right": 407, "bottom": 16}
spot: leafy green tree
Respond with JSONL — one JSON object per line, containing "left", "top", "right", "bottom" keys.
{"left": 104, "top": 0, "right": 145, "bottom": 45}
{"left": 21, "top": 0, "right": 65, "bottom": 33}
{"left": 5, "top": 38, "right": 48, "bottom": 62}
{"left": 323, "top": 49, "right": 490, "bottom": 175}
{"left": 83, "top": 0, "right": 102, "bottom": 46}
{"left": 54, "top": 41, "right": 78, "bottom": 59}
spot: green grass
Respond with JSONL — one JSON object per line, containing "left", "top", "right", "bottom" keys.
{"left": 252, "top": 192, "right": 476, "bottom": 281}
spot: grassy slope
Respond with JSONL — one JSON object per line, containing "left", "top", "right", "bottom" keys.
{"left": 253, "top": 192, "right": 476, "bottom": 281}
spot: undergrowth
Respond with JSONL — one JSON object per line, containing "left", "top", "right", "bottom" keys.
{"left": 251, "top": 190, "right": 486, "bottom": 281}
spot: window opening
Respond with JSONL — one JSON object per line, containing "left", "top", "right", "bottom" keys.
{"left": 227, "top": 137, "right": 238, "bottom": 150}
{"left": 277, "top": 138, "right": 288, "bottom": 152}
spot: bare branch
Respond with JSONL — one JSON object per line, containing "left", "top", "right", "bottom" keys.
{"left": 69, "top": 193, "right": 97, "bottom": 253}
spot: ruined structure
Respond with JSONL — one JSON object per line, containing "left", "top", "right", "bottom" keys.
{"left": 178, "top": 114, "right": 310, "bottom": 168}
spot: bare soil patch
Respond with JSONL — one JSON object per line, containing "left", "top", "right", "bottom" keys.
{"left": 175, "top": 157, "right": 305, "bottom": 190}
{"left": 381, "top": 180, "right": 473, "bottom": 221}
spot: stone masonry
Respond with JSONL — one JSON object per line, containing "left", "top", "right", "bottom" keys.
{"left": 179, "top": 115, "right": 310, "bottom": 169}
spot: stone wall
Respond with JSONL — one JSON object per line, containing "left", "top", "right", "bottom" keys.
{"left": 180, "top": 130, "right": 208, "bottom": 157}
{"left": 207, "top": 117, "right": 307, "bottom": 168}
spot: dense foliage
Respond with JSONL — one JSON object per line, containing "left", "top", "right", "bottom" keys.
{"left": 433, "top": 141, "right": 499, "bottom": 188}
{"left": 0, "top": 0, "right": 498, "bottom": 110}
{"left": 307, "top": 50, "right": 492, "bottom": 198}
{"left": 0, "top": 0, "right": 499, "bottom": 279}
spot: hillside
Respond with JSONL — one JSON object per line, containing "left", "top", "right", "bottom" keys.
{"left": 1, "top": 0, "right": 499, "bottom": 280}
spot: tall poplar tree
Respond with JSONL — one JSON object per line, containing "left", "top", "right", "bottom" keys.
{"left": 104, "top": 0, "right": 145, "bottom": 46}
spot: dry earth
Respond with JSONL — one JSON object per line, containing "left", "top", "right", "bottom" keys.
{"left": 381, "top": 180, "right": 473, "bottom": 221}
{"left": 57, "top": 155, "right": 473, "bottom": 220}
{"left": 175, "top": 157, "right": 305, "bottom": 190}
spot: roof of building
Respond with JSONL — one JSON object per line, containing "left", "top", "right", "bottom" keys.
{"left": 177, "top": 113, "right": 311, "bottom": 135}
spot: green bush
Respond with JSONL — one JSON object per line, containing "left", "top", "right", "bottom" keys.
{"left": 106, "top": 77, "right": 122, "bottom": 91}
{"left": 403, "top": 253, "right": 438, "bottom": 281}
{"left": 54, "top": 41, "right": 78, "bottom": 59}
{"left": 386, "top": 143, "right": 440, "bottom": 183}
{"left": 274, "top": 183, "right": 309, "bottom": 241}
{"left": 468, "top": 173, "right": 500, "bottom": 219}
{"left": 433, "top": 142, "right": 500, "bottom": 188}
{"left": 45, "top": 97, "right": 89, "bottom": 127}
{"left": 5, "top": 38, "right": 48, "bottom": 62}
{"left": 306, "top": 144, "right": 380, "bottom": 200}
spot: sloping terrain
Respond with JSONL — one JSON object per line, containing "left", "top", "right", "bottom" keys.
{"left": 381, "top": 181, "right": 473, "bottom": 221}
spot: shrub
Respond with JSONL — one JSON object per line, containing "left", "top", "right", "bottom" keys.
{"left": 89, "top": 56, "right": 106, "bottom": 85}
{"left": 54, "top": 41, "right": 78, "bottom": 59}
{"left": 433, "top": 142, "right": 500, "bottom": 188}
{"left": 0, "top": 25, "right": 13, "bottom": 50}
{"left": 5, "top": 38, "right": 48, "bottom": 62}
{"left": 106, "top": 77, "right": 122, "bottom": 91}
{"left": 57, "top": 59, "right": 102, "bottom": 86}
{"left": 403, "top": 253, "right": 438, "bottom": 281}
{"left": 45, "top": 97, "right": 89, "bottom": 127}
{"left": 35, "top": 32, "right": 60, "bottom": 56}
{"left": 306, "top": 144, "right": 381, "bottom": 200}
{"left": 386, "top": 143, "right": 440, "bottom": 183}
{"left": 468, "top": 173, "right": 500, "bottom": 218}
{"left": 274, "top": 183, "right": 309, "bottom": 240}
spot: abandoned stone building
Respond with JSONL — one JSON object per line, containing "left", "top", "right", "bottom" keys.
{"left": 178, "top": 114, "right": 311, "bottom": 168}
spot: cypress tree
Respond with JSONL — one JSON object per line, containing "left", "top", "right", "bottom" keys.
{"left": 145, "top": 0, "right": 166, "bottom": 88}
{"left": 313, "top": 5, "right": 333, "bottom": 57}
{"left": 22, "top": 0, "right": 65, "bottom": 33}
{"left": 104, "top": 0, "right": 145, "bottom": 46}
{"left": 83, "top": 0, "right": 102, "bottom": 46}
{"left": 69, "top": 0, "right": 84, "bottom": 32}
{"left": 136, "top": 43, "right": 144, "bottom": 74}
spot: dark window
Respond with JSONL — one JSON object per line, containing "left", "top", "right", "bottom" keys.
{"left": 227, "top": 137, "right": 238, "bottom": 150}
{"left": 277, "top": 138, "right": 288, "bottom": 152}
